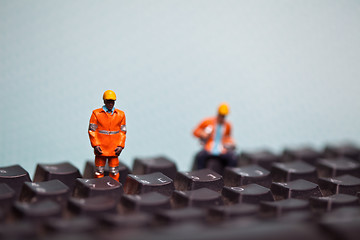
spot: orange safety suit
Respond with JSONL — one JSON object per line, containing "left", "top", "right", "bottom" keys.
{"left": 88, "top": 108, "right": 126, "bottom": 181}
{"left": 193, "top": 117, "right": 234, "bottom": 154}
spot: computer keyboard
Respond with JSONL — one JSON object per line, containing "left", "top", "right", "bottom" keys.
{"left": 0, "top": 143, "right": 360, "bottom": 240}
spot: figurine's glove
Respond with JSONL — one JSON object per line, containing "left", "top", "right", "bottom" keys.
{"left": 94, "top": 146, "right": 103, "bottom": 155}
{"left": 224, "top": 144, "right": 236, "bottom": 152}
{"left": 115, "top": 147, "right": 123, "bottom": 156}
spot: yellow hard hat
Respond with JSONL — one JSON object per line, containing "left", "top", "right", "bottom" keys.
{"left": 103, "top": 90, "right": 117, "bottom": 100}
{"left": 218, "top": 103, "right": 229, "bottom": 116}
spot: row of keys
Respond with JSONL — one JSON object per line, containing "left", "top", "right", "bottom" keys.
{"left": 1, "top": 158, "right": 360, "bottom": 201}
{"left": 1, "top": 169, "right": 359, "bottom": 219}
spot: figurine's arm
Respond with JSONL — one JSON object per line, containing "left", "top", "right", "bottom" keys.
{"left": 88, "top": 112, "right": 100, "bottom": 148}
{"left": 223, "top": 123, "right": 235, "bottom": 150}
{"left": 193, "top": 118, "right": 212, "bottom": 141}
{"left": 115, "top": 113, "right": 126, "bottom": 155}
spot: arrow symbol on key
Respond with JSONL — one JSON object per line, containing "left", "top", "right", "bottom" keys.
{"left": 107, "top": 182, "right": 115, "bottom": 187}
{"left": 158, "top": 178, "right": 167, "bottom": 183}
{"left": 207, "top": 174, "right": 217, "bottom": 179}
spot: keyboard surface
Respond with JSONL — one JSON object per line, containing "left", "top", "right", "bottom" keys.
{"left": 0, "top": 144, "right": 360, "bottom": 240}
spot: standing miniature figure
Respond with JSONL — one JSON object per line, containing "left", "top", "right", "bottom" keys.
{"left": 192, "top": 103, "right": 236, "bottom": 172}
{"left": 88, "top": 90, "right": 127, "bottom": 181}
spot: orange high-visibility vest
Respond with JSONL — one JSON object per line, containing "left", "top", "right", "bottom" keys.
{"left": 88, "top": 108, "right": 126, "bottom": 157}
{"left": 193, "top": 117, "right": 234, "bottom": 154}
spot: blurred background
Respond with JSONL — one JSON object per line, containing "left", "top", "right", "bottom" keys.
{"left": 1, "top": 0, "right": 360, "bottom": 177}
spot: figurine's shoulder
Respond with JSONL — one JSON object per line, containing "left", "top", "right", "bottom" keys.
{"left": 92, "top": 108, "right": 104, "bottom": 115}
{"left": 114, "top": 108, "right": 125, "bottom": 116}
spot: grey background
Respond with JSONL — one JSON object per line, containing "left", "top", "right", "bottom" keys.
{"left": 1, "top": 0, "right": 360, "bottom": 177}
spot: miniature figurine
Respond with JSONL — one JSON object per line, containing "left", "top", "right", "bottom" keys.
{"left": 192, "top": 103, "right": 236, "bottom": 172}
{"left": 88, "top": 90, "right": 127, "bottom": 181}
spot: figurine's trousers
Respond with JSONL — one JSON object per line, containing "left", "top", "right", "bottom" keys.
{"left": 195, "top": 150, "right": 237, "bottom": 170}
{"left": 94, "top": 156, "right": 119, "bottom": 181}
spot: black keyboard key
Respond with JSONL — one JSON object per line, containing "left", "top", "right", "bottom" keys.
{"left": 238, "top": 150, "right": 281, "bottom": 170}
{"left": 271, "top": 160, "right": 318, "bottom": 183}
{"left": 318, "top": 174, "right": 360, "bottom": 196}
{"left": 124, "top": 172, "right": 174, "bottom": 196}
{"left": 174, "top": 169, "right": 224, "bottom": 192}
{"left": 155, "top": 207, "right": 207, "bottom": 225}
{"left": 0, "top": 221, "right": 38, "bottom": 240}
{"left": 0, "top": 164, "right": 31, "bottom": 198}
{"left": 271, "top": 179, "right": 322, "bottom": 200}
{"left": 68, "top": 195, "right": 117, "bottom": 217}
{"left": 260, "top": 198, "right": 310, "bottom": 217}
{"left": 223, "top": 164, "right": 272, "bottom": 188}
{"left": 33, "top": 162, "right": 81, "bottom": 191}
{"left": 324, "top": 143, "right": 360, "bottom": 160}
{"left": 319, "top": 206, "right": 360, "bottom": 240}
{"left": 100, "top": 212, "right": 152, "bottom": 228}
{"left": 19, "top": 179, "right": 70, "bottom": 205}
{"left": 0, "top": 183, "right": 16, "bottom": 212}
{"left": 208, "top": 203, "right": 259, "bottom": 220}
{"left": 121, "top": 192, "right": 171, "bottom": 213}
{"left": 83, "top": 160, "right": 130, "bottom": 185}
{"left": 310, "top": 194, "right": 359, "bottom": 212}
{"left": 132, "top": 156, "right": 178, "bottom": 180}
{"left": 317, "top": 157, "right": 360, "bottom": 178}
{"left": 172, "top": 187, "right": 223, "bottom": 208}
{"left": 73, "top": 176, "right": 123, "bottom": 200}
{"left": 45, "top": 216, "right": 98, "bottom": 234}
{"left": 13, "top": 199, "right": 62, "bottom": 220}
{"left": 282, "top": 146, "right": 323, "bottom": 165}
{"left": 222, "top": 183, "right": 274, "bottom": 204}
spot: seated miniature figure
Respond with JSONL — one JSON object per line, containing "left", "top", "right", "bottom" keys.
{"left": 192, "top": 103, "right": 237, "bottom": 174}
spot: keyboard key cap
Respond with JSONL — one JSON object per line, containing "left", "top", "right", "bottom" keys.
{"left": 13, "top": 199, "right": 62, "bottom": 220}
{"left": 121, "top": 192, "right": 171, "bottom": 213}
{"left": 45, "top": 216, "right": 98, "bottom": 234}
{"left": 0, "top": 183, "right": 16, "bottom": 211}
{"left": 0, "top": 164, "right": 31, "bottom": 199}
{"left": 324, "top": 143, "right": 360, "bottom": 160}
{"left": 310, "top": 194, "right": 359, "bottom": 212}
{"left": 318, "top": 174, "right": 360, "bottom": 196}
{"left": 222, "top": 183, "right": 274, "bottom": 204}
{"left": 68, "top": 196, "right": 117, "bottom": 217}
{"left": 271, "top": 160, "right": 318, "bottom": 183}
{"left": 174, "top": 169, "right": 224, "bottom": 192}
{"left": 0, "top": 221, "right": 38, "bottom": 240}
{"left": 238, "top": 150, "right": 281, "bottom": 170}
{"left": 319, "top": 206, "right": 360, "bottom": 240}
{"left": 172, "top": 188, "right": 223, "bottom": 208}
{"left": 124, "top": 172, "right": 174, "bottom": 196}
{"left": 260, "top": 198, "right": 310, "bottom": 217}
{"left": 208, "top": 203, "right": 259, "bottom": 220}
{"left": 73, "top": 176, "right": 123, "bottom": 200}
{"left": 132, "top": 156, "right": 178, "bottom": 180}
{"left": 271, "top": 179, "right": 322, "bottom": 200}
{"left": 100, "top": 212, "right": 152, "bottom": 229}
{"left": 33, "top": 162, "right": 82, "bottom": 191}
{"left": 83, "top": 160, "right": 130, "bottom": 185}
{"left": 282, "top": 146, "right": 323, "bottom": 165}
{"left": 223, "top": 165, "right": 272, "bottom": 188}
{"left": 19, "top": 179, "right": 70, "bottom": 205}
{"left": 317, "top": 157, "right": 360, "bottom": 178}
{"left": 155, "top": 207, "right": 207, "bottom": 225}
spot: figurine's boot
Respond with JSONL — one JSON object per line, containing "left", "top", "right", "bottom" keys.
{"left": 94, "top": 165, "right": 105, "bottom": 178}
{"left": 109, "top": 172, "right": 119, "bottom": 181}
{"left": 109, "top": 166, "right": 120, "bottom": 181}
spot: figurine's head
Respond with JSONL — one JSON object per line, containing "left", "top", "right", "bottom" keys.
{"left": 217, "top": 103, "right": 229, "bottom": 123}
{"left": 103, "top": 90, "right": 116, "bottom": 110}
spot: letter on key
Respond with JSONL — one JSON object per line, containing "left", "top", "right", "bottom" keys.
{"left": 175, "top": 169, "right": 224, "bottom": 192}
{"left": 124, "top": 172, "right": 174, "bottom": 196}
